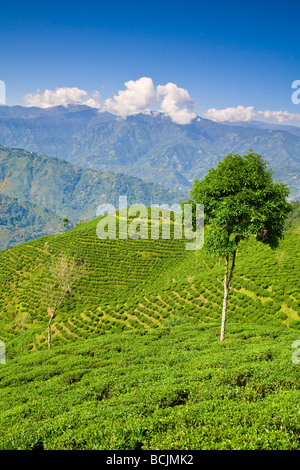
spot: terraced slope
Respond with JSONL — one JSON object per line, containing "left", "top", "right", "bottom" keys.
{"left": 0, "top": 213, "right": 299, "bottom": 355}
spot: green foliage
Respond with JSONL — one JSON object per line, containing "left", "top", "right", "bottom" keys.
{"left": 188, "top": 152, "right": 292, "bottom": 255}
{"left": 183, "top": 152, "right": 293, "bottom": 341}
{"left": 0, "top": 323, "right": 299, "bottom": 450}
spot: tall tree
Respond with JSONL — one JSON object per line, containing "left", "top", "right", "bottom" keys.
{"left": 187, "top": 152, "right": 292, "bottom": 341}
{"left": 62, "top": 218, "right": 71, "bottom": 232}
{"left": 44, "top": 254, "right": 84, "bottom": 349}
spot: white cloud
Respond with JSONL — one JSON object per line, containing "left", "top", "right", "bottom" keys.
{"left": 204, "top": 105, "right": 300, "bottom": 125}
{"left": 24, "top": 81, "right": 300, "bottom": 128}
{"left": 22, "top": 78, "right": 197, "bottom": 124}
{"left": 23, "top": 87, "right": 101, "bottom": 108}
{"left": 103, "top": 77, "right": 196, "bottom": 124}
{"left": 204, "top": 105, "right": 256, "bottom": 122}
{"left": 157, "top": 82, "right": 196, "bottom": 124}
{"left": 103, "top": 77, "right": 158, "bottom": 117}
{"left": 257, "top": 109, "right": 300, "bottom": 123}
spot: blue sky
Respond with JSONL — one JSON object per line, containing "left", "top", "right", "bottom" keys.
{"left": 1, "top": 0, "right": 300, "bottom": 124}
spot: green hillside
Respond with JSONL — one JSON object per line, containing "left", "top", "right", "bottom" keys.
{"left": 0, "top": 322, "right": 299, "bottom": 450}
{"left": 0, "top": 213, "right": 299, "bottom": 450}
{"left": 0, "top": 194, "right": 62, "bottom": 251}
{"left": 0, "top": 212, "right": 299, "bottom": 355}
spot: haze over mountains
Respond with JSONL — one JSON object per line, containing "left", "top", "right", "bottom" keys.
{"left": 0, "top": 104, "right": 299, "bottom": 199}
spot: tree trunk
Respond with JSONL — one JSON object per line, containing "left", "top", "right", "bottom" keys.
{"left": 48, "top": 315, "right": 53, "bottom": 350}
{"left": 220, "top": 255, "right": 229, "bottom": 342}
{"left": 220, "top": 251, "right": 236, "bottom": 342}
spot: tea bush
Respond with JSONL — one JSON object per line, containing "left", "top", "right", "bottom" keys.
{"left": 0, "top": 322, "right": 299, "bottom": 450}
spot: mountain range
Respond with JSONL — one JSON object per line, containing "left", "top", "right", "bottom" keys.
{"left": 0, "top": 104, "right": 299, "bottom": 249}
{"left": 0, "top": 105, "right": 299, "bottom": 199}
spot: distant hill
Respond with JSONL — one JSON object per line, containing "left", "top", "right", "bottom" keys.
{"left": 223, "top": 120, "right": 300, "bottom": 138}
{"left": 0, "top": 105, "right": 299, "bottom": 199}
{"left": 0, "top": 194, "right": 62, "bottom": 251}
{"left": 0, "top": 145, "right": 186, "bottom": 248}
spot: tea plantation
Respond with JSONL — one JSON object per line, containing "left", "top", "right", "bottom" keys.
{"left": 0, "top": 323, "right": 299, "bottom": 450}
{"left": 0, "top": 213, "right": 299, "bottom": 449}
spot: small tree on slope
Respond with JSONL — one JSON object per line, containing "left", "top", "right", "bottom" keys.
{"left": 44, "top": 254, "right": 84, "bottom": 349}
{"left": 187, "top": 152, "right": 292, "bottom": 341}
